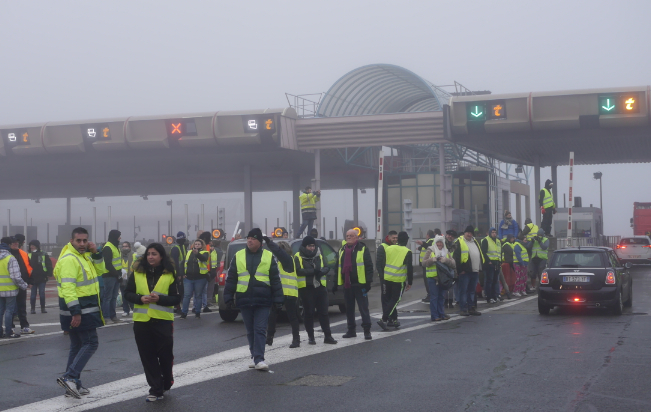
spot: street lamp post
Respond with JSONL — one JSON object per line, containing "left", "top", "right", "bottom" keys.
{"left": 166, "top": 200, "right": 173, "bottom": 235}
{"left": 593, "top": 172, "right": 603, "bottom": 238}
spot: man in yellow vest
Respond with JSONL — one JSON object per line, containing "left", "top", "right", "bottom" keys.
{"left": 521, "top": 218, "right": 539, "bottom": 243}
{"left": 223, "top": 229, "right": 284, "bottom": 371}
{"left": 529, "top": 229, "right": 549, "bottom": 290}
{"left": 377, "top": 231, "right": 413, "bottom": 330}
{"left": 480, "top": 228, "right": 501, "bottom": 304}
{"left": 333, "top": 229, "right": 374, "bottom": 340}
{"left": 452, "top": 226, "right": 486, "bottom": 316}
{"left": 0, "top": 237, "right": 28, "bottom": 339}
{"left": 540, "top": 179, "right": 556, "bottom": 236}
{"left": 101, "top": 230, "right": 123, "bottom": 323}
{"left": 297, "top": 187, "right": 320, "bottom": 238}
{"left": 416, "top": 229, "right": 437, "bottom": 303}
{"left": 54, "top": 227, "right": 106, "bottom": 399}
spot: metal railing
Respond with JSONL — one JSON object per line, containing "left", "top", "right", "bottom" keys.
{"left": 555, "top": 236, "right": 621, "bottom": 249}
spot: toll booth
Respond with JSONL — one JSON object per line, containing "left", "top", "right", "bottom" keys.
{"left": 553, "top": 207, "right": 603, "bottom": 238}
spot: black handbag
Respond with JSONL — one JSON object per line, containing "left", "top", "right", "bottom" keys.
{"left": 435, "top": 260, "right": 456, "bottom": 290}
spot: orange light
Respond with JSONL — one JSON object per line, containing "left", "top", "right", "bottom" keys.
{"left": 273, "top": 228, "right": 283, "bottom": 238}
{"left": 493, "top": 104, "right": 503, "bottom": 117}
{"left": 265, "top": 119, "right": 273, "bottom": 130}
{"left": 353, "top": 227, "right": 362, "bottom": 236}
{"left": 625, "top": 98, "right": 636, "bottom": 111}
{"left": 605, "top": 271, "right": 616, "bottom": 284}
{"left": 212, "top": 229, "right": 222, "bottom": 239}
{"left": 22, "top": 132, "right": 29, "bottom": 143}
{"left": 540, "top": 271, "right": 549, "bottom": 284}
{"left": 574, "top": 298, "right": 580, "bottom": 302}
{"left": 171, "top": 123, "right": 182, "bottom": 134}
{"left": 103, "top": 127, "right": 110, "bottom": 138}
{"left": 165, "top": 236, "right": 174, "bottom": 245}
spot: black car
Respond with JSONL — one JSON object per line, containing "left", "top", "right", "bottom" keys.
{"left": 217, "top": 239, "right": 346, "bottom": 322}
{"left": 538, "top": 247, "right": 633, "bottom": 315}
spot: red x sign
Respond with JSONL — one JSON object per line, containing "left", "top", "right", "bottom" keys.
{"left": 171, "top": 123, "right": 182, "bottom": 134}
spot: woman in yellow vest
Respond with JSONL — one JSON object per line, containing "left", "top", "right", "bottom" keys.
{"left": 422, "top": 235, "right": 454, "bottom": 321}
{"left": 180, "top": 239, "right": 209, "bottom": 319}
{"left": 123, "top": 243, "right": 180, "bottom": 403}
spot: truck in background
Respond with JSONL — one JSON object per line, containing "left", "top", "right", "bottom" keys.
{"left": 631, "top": 202, "right": 651, "bottom": 236}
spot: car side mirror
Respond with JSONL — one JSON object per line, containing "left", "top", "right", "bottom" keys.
{"left": 624, "top": 262, "right": 632, "bottom": 269}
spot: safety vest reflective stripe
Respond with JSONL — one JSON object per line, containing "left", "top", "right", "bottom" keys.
{"left": 59, "top": 306, "right": 101, "bottom": 316}
{"left": 235, "top": 249, "right": 273, "bottom": 293}
{"left": 484, "top": 238, "right": 501, "bottom": 261}
{"left": 525, "top": 224, "right": 539, "bottom": 241}
{"left": 299, "top": 193, "right": 318, "bottom": 211}
{"left": 425, "top": 261, "right": 438, "bottom": 278}
{"left": 532, "top": 238, "right": 549, "bottom": 259}
{"left": 542, "top": 188, "right": 555, "bottom": 209}
{"left": 59, "top": 254, "right": 97, "bottom": 285}
{"left": 133, "top": 271, "right": 175, "bottom": 322}
{"left": 133, "top": 304, "right": 174, "bottom": 314}
{"left": 514, "top": 244, "right": 530, "bottom": 263}
{"left": 104, "top": 242, "right": 123, "bottom": 270}
{"left": 0, "top": 256, "right": 17, "bottom": 292}
{"left": 211, "top": 250, "right": 218, "bottom": 269}
{"left": 184, "top": 251, "right": 209, "bottom": 274}
{"left": 384, "top": 245, "right": 409, "bottom": 283}
{"left": 337, "top": 245, "right": 367, "bottom": 286}
{"left": 279, "top": 268, "right": 299, "bottom": 297}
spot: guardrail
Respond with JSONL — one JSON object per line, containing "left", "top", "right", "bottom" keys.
{"left": 555, "top": 236, "right": 621, "bottom": 249}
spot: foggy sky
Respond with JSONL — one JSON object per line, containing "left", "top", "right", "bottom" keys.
{"left": 1, "top": 0, "right": 650, "bottom": 240}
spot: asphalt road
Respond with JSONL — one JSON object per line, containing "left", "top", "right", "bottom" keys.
{"left": 2, "top": 268, "right": 651, "bottom": 412}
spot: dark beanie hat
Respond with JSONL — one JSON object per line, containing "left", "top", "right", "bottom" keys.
{"left": 1, "top": 237, "right": 14, "bottom": 245}
{"left": 247, "top": 228, "right": 263, "bottom": 243}
{"left": 397, "top": 231, "right": 409, "bottom": 246}
{"left": 301, "top": 236, "right": 316, "bottom": 247}
{"left": 446, "top": 229, "right": 457, "bottom": 237}
{"left": 464, "top": 225, "right": 475, "bottom": 234}
{"left": 14, "top": 234, "right": 25, "bottom": 243}
{"left": 29, "top": 239, "right": 41, "bottom": 250}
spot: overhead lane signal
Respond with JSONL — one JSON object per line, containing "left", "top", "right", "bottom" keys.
{"left": 599, "top": 93, "right": 640, "bottom": 115}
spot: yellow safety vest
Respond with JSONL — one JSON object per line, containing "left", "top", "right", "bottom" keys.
{"left": 531, "top": 238, "right": 549, "bottom": 259}
{"left": 121, "top": 252, "right": 138, "bottom": 273}
{"left": 337, "top": 244, "right": 367, "bottom": 285}
{"left": 483, "top": 237, "right": 501, "bottom": 262}
{"left": 235, "top": 249, "right": 272, "bottom": 293}
{"left": 525, "top": 223, "right": 539, "bottom": 241}
{"left": 457, "top": 237, "right": 486, "bottom": 266}
{"left": 419, "top": 238, "right": 434, "bottom": 263}
{"left": 104, "top": 242, "right": 123, "bottom": 271}
{"left": 425, "top": 250, "right": 438, "bottom": 278}
{"left": 0, "top": 256, "right": 17, "bottom": 292}
{"left": 542, "top": 188, "right": 555, "bottom": 209}
{"left": 185, "top": 250, "right": 209, "bottom": 275}
{"left": 132, "top": 271, "right": 175, "bottom": 322}
{"left": 28, "top": 252, "right": 48, "bottom": 272}
{"left": 279, "top": 264, "right": 299, "bottom": 297}
{"left": 299, "top": 192, "right": 319, "bottom": 212}
{"left": 295, "top": 252, "right": 326, "bottom": 288}
{"left": 384, "top": 244, "right": 410, "bottom": 283}
{"left": 210, "top": 249, "right": 219, "bottom": 269}
{"left": 514, "top": 242, "right": 530, "bottom": 263}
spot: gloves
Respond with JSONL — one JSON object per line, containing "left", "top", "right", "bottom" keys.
{"left": 541, "top": 207, "right": 546, "bottom": 214}
{"left": 332, "top": 285, "right": 338, "bottom": 294}
{"left": 263, "top": 236, "right": 271, "bottom": 246}
{"left": 274, "top": 303, "right": 284, "bottom": 311}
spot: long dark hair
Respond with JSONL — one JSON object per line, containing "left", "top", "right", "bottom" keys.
{"left": 135, "top": 243, "right": 176, "bottom": 275}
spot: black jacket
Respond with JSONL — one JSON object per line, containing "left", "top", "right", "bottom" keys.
{"left": 102, "top": 240, "right": 122, "bottom": 279}
{"left": 266, "top": 240, "right": 294, "bottom": 273}
{"left": 453, "top": 237, "right": 484, "bottom": 275}
{"left": 376, "top": 242, "right": 389, "bottom": 278}
{"left": 335, "top": 241, "right": 374, "bottom": 287}
{"left": 184, "top": 249, "right": 209, "bottom": 280}
{"left": 294, "top": 246, "right": 327, "bottom": 288}
{"left": 29, "top": 250, "right": 52, "bottom": 284}
{"left": 170, "top": 240, "right": 188, "bottom": 277}
{"left": 224, "top": 246, "right": 283, "bottom": 307}
{"left": 124, "top": 261, "right": 181, "bottom": 310}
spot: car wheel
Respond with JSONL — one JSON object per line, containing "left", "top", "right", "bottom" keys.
{"left": 219, "top": 309, "right": 239, "bottom": 322}
{"left": 537, "top": 299, "right": 550, "bottom": 315}
{"left": 338, "top": 303, "right": 346, "bottom": 314}
{"left": 612, "top": 290, "right": 623, "bottom": 315}
{"left": 624, "top": 281, "right": 633, "bottom": 308}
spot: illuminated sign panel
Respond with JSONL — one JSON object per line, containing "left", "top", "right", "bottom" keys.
{"left": 488, "top": 100, "right": 506, "bottom": 120}
{"left": 242, "top": 115, "right": 276, "bottom": 133}
{"left": 466, "top": 103, "right": 486, "bottom": 121}
{"left": 598, "top": 93, "right": 640, "bottom": 115}
{"left": 467, "top": 100, "right": 507, "bottom": 122}
{"left": 4, "top": 130, "right": 29, "bottom": 146}
{"left": 165, "top": 120, "right": 198, "bottom": 138}
{"left": 82, "top": 124, "right": 111, "bottom": 140}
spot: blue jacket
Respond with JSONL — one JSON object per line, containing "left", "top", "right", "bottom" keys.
{"left": 498, "top": 219, "right": 520, "bottom": 241}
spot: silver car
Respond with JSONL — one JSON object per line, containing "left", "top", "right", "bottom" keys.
{"left": 615, "top": 236, "right": 651, "bottom": 265}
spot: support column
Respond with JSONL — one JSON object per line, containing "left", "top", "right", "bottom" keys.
{"left": 525, "top": 195, "right": 531, "bottom": 221}
{"left": 244, "top": 165, "right": 253, "bottom": 235}
{"left": 352, "top": 179, "right": 359, "bottom": 226}
{"left": 292, "top": 173, "right": 300, "bottom": 237}
{"left": 551, "top": 164, "right": 558, "bottom": 207}
{"left": 515, "top": 194, "right": 522, "bottom": 226}
{"left": 66, "top": 197, "right": 71, "bottom": 225}
{"left": 439, "top": 143, "right": 447, "bottom": 233}
{"left": 534, "top": 154, "right": 541, "bottom": 225}
{"left": 314, "top": 149, "right": 321, "bottom": 235}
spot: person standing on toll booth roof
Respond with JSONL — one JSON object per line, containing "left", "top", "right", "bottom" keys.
{"left": 480, "top": 228, "right": 501, "bottom": 304}
{"left": 224, "top": 229, "right": 284, "bottom": 371}
{"left": 0, "top": 237, "right": 28, "bottom": 339}
{"left": 415, "top": 230, "right": 436, "bottom": 303}
{"left": 28, "top": 240, "right": 52, "bottom": 314}
{"left": 170, "top": 232, "right": 188, "bottom": 314}
{"left": 54, "top": 227, "right": 105, "bottom": 399}
{"left": 9, "top": 235, "right": 35, "bottom": 334}
{"left": 540, "top": 179, "right": 556, "bottom": 237}
{"left": 498, "top": 210, "right": 520, "bottom": 243}
{"left": 377, "top": 231, "right": 413, "bottom": 331}
{"left": 120, "top": 242, "right": 137, "bottom": 317}
{"left": 453, "top": 226, "right": 485, "bottom": 317}
{"left": 124, "top": 243, "right": 180, "bottom": 403}
{"left": 296, "top": 187, "right": 320, "bottom": 238}
{"left": 101, "top": 230, "right": 123, "bottom": 323}
{"left": 333, "top": 229, "right": 374, "bottom": 340}
{"left": 180, "top": 239, "right": 209, "bottom": 319}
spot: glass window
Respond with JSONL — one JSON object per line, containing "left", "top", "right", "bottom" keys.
{"left": 402, "top": 176, "right": 417, "bottom": 186}
{"left": 401, "top": 187, "right": 417, "bottom": 206}
{"left": 418, "top": 174, "right": 434, "bottom": 186}
{"left": 417, "top": 186, "right": 434, "bottom": 208}
{"left": 621, "top": 237, "right": 650, "bottom": 245}
{"left": 575, "top": 220, "right": 592, "bottom": 237}
{"left": 549, "top": 251, "right": 605, "bottom": 268}
{"left": 387, "top": 187, "right": 401, "bottom": 212}
{"left": 319, "top": 242, "right": 337, "bottom": 269}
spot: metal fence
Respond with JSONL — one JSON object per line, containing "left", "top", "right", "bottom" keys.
{"left": 555, "top": 236, "right": 621, "bottom": 249}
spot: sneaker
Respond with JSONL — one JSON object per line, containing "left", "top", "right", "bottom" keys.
{"left": 289, "top": 340, "right": 300, "bottom": 348}
{"left": 57, "top": 377, "right": 81, "bottom": 399}
{"left": 522, "top": 291, "right": 528, "bottom": 296}
{"left": 110, "top": 317, "right": 121, "bottom": 323}
{"left": 145, "top": 395, "right": 164, "bottom": 402}
{"left": 249, "top": 361, "right": 255, "bottom": 369}
{"left": 392, "top": 320, "right": 401, "bottom": 328}
{"left": 364, "top": 329, "right": 372, "bottom": 340}
{"left": 202, "top": 306, "right": 212, "bottom": 313}
{"left": 377, "top": 319, "right": 388, "bottom": 331}
{"left": 513, "top": 292, "right": 521, "bottom": 297}
{"left": 21, "top": 327, "right": 35, "bottom": 334}
{"left": 342, "top": 330, "right": 357, "bottom": 338}
{"left": 78, "top": 385, "right": 90, "bottom": 396}
{"left": 308, "top": 337, "right": 316, "bottom": 345}
{"left": 459, "top": 310, "right": 470, "bottom": 316}
{"left": 30, "top": 309, "right": 36, "bottom": 314}
{"left": 179, "top": 313, "right": 187, "bottom": 319}
{"left": 497, "top": 295, "right": 504, "bottom": 302}
{"left": 488, "top": 299, "right": 496, "bottom": 304}
{"left": 255, "top": 361, "right": 270, "bottom": 371}
{"left": 121, "top": 312, "right": 130, "bottom": 317}
{"left": 387, "top": 319, "right": 395, "bottom": 327}
{"left": 324, "top": 335, "right": 338, "bottom": 344}
{"left": 469, "top": 308, "right": 482, "bottom": 316}
{"left": 195, "top": 313, "right": 201, "bottom": 319}
{"left": 7, "top": 333, "right": 21, "bottom": 338}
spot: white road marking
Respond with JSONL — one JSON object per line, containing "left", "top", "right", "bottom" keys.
{"left": 2, "top": 296, "right": 537, "bottom": 412}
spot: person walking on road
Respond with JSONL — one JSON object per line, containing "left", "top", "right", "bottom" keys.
{"left": 224, "top": 229, "right": 284, "bottom": 371}
{"left": 498, "top": 210, "right": 520, "bottom": 243}
{"left": 205, "top": 239, "right": 222, "bottom": 311}
{"left": 540, "top": 179, "right": 556, "bottom": 236}
{"left": 9, "top": 236, "right": 34, "bottom": 334}
{"left": 124, "top": 243, "right": 180, "bottom": 403}
{"left": 512, "top": 235, "right": 530, "bottom": 297}
{"left": 422, "top": 235, "right": 454, "bottom": 321}
{"left": 0, "top": 237, "right": 28, "bottom": 339}
{"left": 265, "top": 238, "right": 301, "bottom": 348}
{"left": 480, "top": 228, "right": 501, "bottom": 304}
{"left": 29, "top": 240, "right": 52, "bottom": 314}
{"left": 377, "top": 231, "right": 413, "bottom": 330}
{"left": 333, "top": 229, "right": 374, "bottom": 340}
{"left": 180, "top": 239, "right": 209, "bottom": 319}
{"left": 170, "top": 232, "right": 188, "bottom": 314}
{"left": 54, "top": 227, "right": 105, "bottom": 399}
{"left": 199, "top": 231, "right": 214, "bottom": 313}
{"left": 453, "top": 226, "right": 485, "bottom": 317}
{"left": 120, "top": 241, "right": 137, "bottom": 317}
{"left": 445, "top": 230, "right": 458, "bottom": 308}
{"left": 376, "top": 231, "right": 397, "bottom": 316}
{"left": 529, "top": 229, "right": 549, "bottom": 290}
{"left": 416, "top": 230, "right": 436, "bottom": 303}
{"left": 101, "top": 230, "right": 123, "bottom": 323}
{"left": 500, "top": 234, "right": 515, "bottom": 300}
{"left": 296, "top": 187, "right": 320, "bottom": 238}
{"left": 295, "top": 236, "right": 337, "bottom": 345}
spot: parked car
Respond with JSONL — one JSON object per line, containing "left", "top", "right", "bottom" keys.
{"left": 538, "top": 247, "right": 632, "bottom": 315}
{"left": 615, "top": 236, "right": 651, "bottom": 265}
{"left": 217, "top": 239, "right": 345, "bottom": 322}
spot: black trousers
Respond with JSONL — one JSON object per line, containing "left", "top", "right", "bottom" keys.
{"left": 133, "top": 321, "right": 174, "bottom": 397}
{"left": 267, "top": 296, "right": 300, "bottom": 341}
{"left": 381, "top": 281, "right": 405, "bottom": 322}
{"left": 542, "top": 209, "right": 554, "bottom": 235}
{"left": 344, "top": 285, "right": 371, "bottom": 330}
{"left": 11, "top": 288, "right": 29, "bottom": 329}
{"left": 299, "top": 287, "right": 331, "bottom": 337}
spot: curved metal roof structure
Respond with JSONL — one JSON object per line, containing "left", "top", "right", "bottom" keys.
{"left": 316, "top": 64, "right": 443, "bottom": 117}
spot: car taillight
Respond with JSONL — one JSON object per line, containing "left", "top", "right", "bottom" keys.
{"left": 605, "top": 271, "right": 616, "bottom": 284}
{"left": 617, "top": 245, "right": 626, "bottom": 249}
{"left": 573, "top": 298, "right": 581, "bottom": 302}
{"left": 540, "top": 271, "right": 549, "bottom": 284}
{"left": 219, "top": 272, "right": 227, "bottom": 285}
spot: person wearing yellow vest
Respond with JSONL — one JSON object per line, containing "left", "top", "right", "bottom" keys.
{"left": 500, "top": 234, "right": 516, "bottom": 300}
{"left": 422, "top": 235, "right": 454, "bottom": 321}
{"left": 203, "top": 239, "right": 222, "bottom": 313}
{"left": 54, "top": 227, "right": 106, "bottom": 399}
{"left": 416, "top": 230, "right": 437, "bottom": 303}
{"left": 0, "top": 237, "right": 28, "bottom": 339}
{"left": 296, "top": 187, "right": 320, "bottom": 238}
{"left": 224, "top": 228, "right": 284, "bottom": 371}
{"left": 169, "top": 232, "right": 189, "bottom": 314}
{"left": 452, "top": 226, "right": 486, "bottom": 316}
{"left": 28, "top": 239, "right": 52, "bottom": 314}
{"left": 480, "top": 228, "right": 502, "bottom": 304}
{"left": 540, "top": 179, "right": 556, "bottom": 236}
{"left": 264, "top": 238, "right": 301, "bottom": 348}
{"left": 295, "top": 236, "right": 337, "bottom": 345}
{"left": 119, "top": 241, "right": 137, "bottom": 317}
{"left": 377, "top": 231, "right": 413, "bottom": 330}
{"left": 512, "top": 234, "right": 531, "bottom": 297}
{"left": 529, "top": 229, "right": 549, "bottom": 290}
{"left": 521, "top": 218, "right": 539, "bottom": 243}
{"left": 376, "top": 230, "right": 397, "bottom": 318}
{"left": 101, "top": 230, "right": 123, "bottom": 323}
{"left": 123, "top": 243, "right": 180, "bottom": 402}
{"left": 180, "top": 239, "right": 209, "bottom": 319}
{"left": 333, "top": 229, "right": 374, "bottom": 340}
{"left": 10, "top": 235, "right": 34, "bottom": 334}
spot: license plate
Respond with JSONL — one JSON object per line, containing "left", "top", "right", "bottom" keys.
{"left": 629, "top": 255, "right": 641, "bottom": 258}
{"left": 564, "top": 276, "right": 589, "bottom": 283}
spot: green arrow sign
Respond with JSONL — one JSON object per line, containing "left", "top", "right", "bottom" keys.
{"left": 470, "top": 106, "right": 483, "bottom": 117}
{"left": 467, "top": 103, "right": 486, "bottom": 121}
{"left": 601, "top": 98, "right": 615, "bottom": 111}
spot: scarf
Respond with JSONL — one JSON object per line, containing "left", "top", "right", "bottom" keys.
{"left": 342, "top": 242, "right": 356, "bottom": 288}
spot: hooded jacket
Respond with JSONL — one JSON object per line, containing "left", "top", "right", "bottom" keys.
{"left": 223, "top": 245, "right": 284, "bottom": 308}
{"left": 422, "top": 235, "right": 456, "bottom": 272}
{"left": 28, "top": 240, "right": 52, "bottom": 284}
{"left": 540, "top": 179, "right": 554, "bottom": 208}
{"left": 0, "top": 246, "right": 28, "bottom": 298}
{"left": 102, "top": 230, "right": 122, "bottom": 278}
{"left": 295, "top": 246, "right": 327, "bottom": 288}
{"left": 498, "top": 210, "right": 520, "bottom": 241}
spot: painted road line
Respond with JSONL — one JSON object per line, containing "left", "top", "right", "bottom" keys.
{"left": 2, "top": 295, "right": 537, "bottom": 412}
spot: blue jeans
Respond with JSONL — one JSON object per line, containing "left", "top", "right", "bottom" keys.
{"left": 65, "top": 328, "right": 99, "bottom": 380}
{"left": 427, "top": 278, "right": 446, "bottom": 320}
{"left": 0, "top": 296, "right": 17, "bottom": 336}
{"left": 102, "top": 277, "right": 121, "bottom": 319}
{"left": 483, "top": 263, "right": 499, "bottom": 301}
{"left": 30, "top": 282, "right": 46, "bottom": 309}
{"left": 457, "top": 272, "right": 479, "bottom": 312}
{"left": 297, "top": 217, "right": 315, "bottom": 238}
{"left": 182, "top": 278, "right": 207, "bottom": 315}
{"left": 240, "top": 305, "right": 271, "bottom": 364}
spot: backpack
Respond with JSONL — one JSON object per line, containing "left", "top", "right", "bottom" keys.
{"left": 435, "top": 261, "right": 456, "bottom": 290}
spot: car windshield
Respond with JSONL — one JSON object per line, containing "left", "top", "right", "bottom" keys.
{"left": 620, "top": 238, "right": 650, "bottom": 245}
{"left": 549, "top": 251, "right": 605, "bottom": 268}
